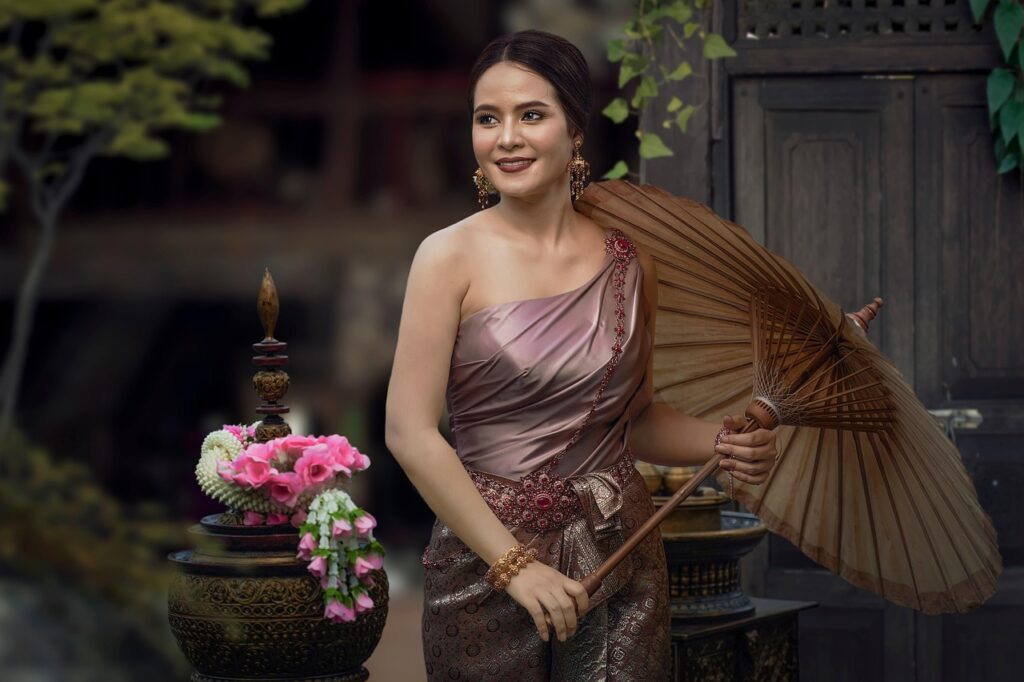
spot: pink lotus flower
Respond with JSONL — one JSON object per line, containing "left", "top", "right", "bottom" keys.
{"left": 244, "top": 511, "right": 265, "bottom": 526}
{"left": 354, "top": 592, "right": 375, "bottom": 613}
{"left": 233, "top": 454, "right": 275, "bottom": 489}
{"left": 307, "top": 555, "right": 328, "bottom": 578}
{"left": 268, "top": 472, "right": 304, "bottom": 508}
{"left": 354, "top": 553, "right": 383, "bottom": 578}
{"left": 266, "top": 512, "right": 290, "bottom": 525}
{"left": 325, "top": 599, "right": 356, "bottom": 623}
{"left": 354, "top": 513, "right": 377, "bottom": 537}
{"left": 294, "top": 446, "right": 337, "bottom": 488}
{"left": 332, "top": 518, "right": 352, "bottom": 539}
{"left": 359, "top": 573, "right": 376, "bottom": 587}
{"left": 290, "top": 509, "right": 307, "bottom": 528}
{"left": 296, "top": 532, "right": 318, "bottom": 561}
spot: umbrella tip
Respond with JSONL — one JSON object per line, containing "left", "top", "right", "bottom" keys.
{"left": 848, "top": 297, "right": 884, "bottom": 332}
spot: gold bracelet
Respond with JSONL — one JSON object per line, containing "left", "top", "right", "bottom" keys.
{"left": 484, "top": 543, "right": 538, "bottom": 591}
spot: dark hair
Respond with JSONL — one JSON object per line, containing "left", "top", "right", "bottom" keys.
{"left": 467, "top": 29, "right": 592, "bottom": 140}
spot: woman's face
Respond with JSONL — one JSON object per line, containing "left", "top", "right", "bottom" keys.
{"left": 471, "top": 61, "right": 578, "bottom": 203}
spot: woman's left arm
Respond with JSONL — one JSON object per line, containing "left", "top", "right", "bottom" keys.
{"left": 627, "top": 245, "right": 777, "bottom": 485}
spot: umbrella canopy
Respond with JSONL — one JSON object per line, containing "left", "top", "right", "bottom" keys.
{"left": 574, "top": 179, "right": 1001, "bottom": 615}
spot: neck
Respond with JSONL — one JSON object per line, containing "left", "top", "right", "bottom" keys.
{"left": 493, "top": 175, "right": 579, "bottom": 248}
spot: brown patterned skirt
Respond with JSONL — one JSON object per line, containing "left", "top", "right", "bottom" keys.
{"left": 420, "top": 456, "right": 671, "bottom": 680}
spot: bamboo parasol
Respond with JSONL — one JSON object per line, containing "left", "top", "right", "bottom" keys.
{"left": 569, "top": 179, "right": 1001, "bottom": 615}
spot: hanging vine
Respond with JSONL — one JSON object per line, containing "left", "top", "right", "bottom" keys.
{"left": 973, "top": 0, "right": 1024, "bottom": 174}
{"left": 601, "top": 0, "right": 736, "bottom": 179}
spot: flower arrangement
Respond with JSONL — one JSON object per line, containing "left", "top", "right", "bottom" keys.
{"left": 196, "top": 423, "right": 384, "bottom": 622}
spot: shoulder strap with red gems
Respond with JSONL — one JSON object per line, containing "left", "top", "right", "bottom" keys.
{"left": 534, "top": 228, "right": 637, "bottom": 474}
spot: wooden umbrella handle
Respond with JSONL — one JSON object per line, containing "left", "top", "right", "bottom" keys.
{"left": 540, "top": 449, "right": 730, "bottom": 632}
{"left": 542, "top": 414, "right": 764, "bottom": 629}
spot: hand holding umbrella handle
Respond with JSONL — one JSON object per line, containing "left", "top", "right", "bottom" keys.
{"left": 543, "top": 413, "right": 767, "bottom": 633}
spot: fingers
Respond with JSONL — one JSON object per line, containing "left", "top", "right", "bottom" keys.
{"left": 538, "top": 591, "right": 571, "bottom": 642}
{"left": 527, "top": 601, "right": 550, "bottom": 642}
{"left": 565, "top": 580, "right": 590, "bottom": 617}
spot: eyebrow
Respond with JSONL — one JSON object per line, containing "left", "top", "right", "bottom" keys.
{"left": 472, "top": 100, "right": 553, "bottom": 114}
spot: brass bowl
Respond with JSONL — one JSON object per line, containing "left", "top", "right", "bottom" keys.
{"left": 664, "top": 467, "right": 698, "bottom": 493}
{"left": 167, "top": 513, "right": 388, "bottom": 681}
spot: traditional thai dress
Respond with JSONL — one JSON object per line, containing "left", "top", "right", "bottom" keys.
{"left": 420, "top": 228, "right": 671, "bottom": 680}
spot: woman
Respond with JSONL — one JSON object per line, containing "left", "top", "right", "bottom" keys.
{"left": 385, "top": 29, "right": 778, "bottom": 680}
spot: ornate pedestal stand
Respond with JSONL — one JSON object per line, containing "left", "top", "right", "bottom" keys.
{"left": 167, "top": 270, "right": 388, "bottom": 681}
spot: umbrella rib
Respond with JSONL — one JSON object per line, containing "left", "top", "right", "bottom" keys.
{"left": 835, "top": 420, "right": 844, "bottom": 573}
{"left": 875, "top": 430, "right": 952, "bottom": 609}
{"left": 685, "top": 383, "right": 754, "bottom": 422}
{"left": 852, "top": 428, "right": 886, "bottom": 597}
{"left": 890, "top": 417, "right": 994, "bottom": 607}
{"left": 655, "top": 359, "right": 753, "bottom": 391}
{"left": 866, "top": 430, "right": 923, "bottom": 607}
{"left": 658, "top": 304, "right": 748, "bottom": 325}
{"left": 797, "top": 427, "right": 827, "bottom": 550}
{"left": 657, "top": 339, "right": 750, "bottom": 349}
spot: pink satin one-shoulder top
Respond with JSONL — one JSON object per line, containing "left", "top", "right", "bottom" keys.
{"left": 445, "top": 228, "right": 653, "bottom": 481}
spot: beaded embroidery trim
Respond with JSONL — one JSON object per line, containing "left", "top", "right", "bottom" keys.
{"left": 422, "top": 229, "right": 639, "bottom": 570}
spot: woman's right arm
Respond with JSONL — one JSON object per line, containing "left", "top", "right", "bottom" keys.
{"left": 384, "top": 229, "right": 588, "bottom": 642}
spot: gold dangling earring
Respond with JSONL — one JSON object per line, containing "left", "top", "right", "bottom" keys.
{"left": 568, "top": 139, "right": 591, "bottom": 202}
{"left": 473, "top": 167, "right": 496, "bottom": 210}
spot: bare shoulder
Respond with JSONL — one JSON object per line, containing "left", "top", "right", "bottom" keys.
{"left": 407, "top": 218, "right": 476, "bottom": 298}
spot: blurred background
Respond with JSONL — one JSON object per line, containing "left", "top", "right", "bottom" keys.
{"left": 1, "top": 0, "right": 1021, "bottom": 680}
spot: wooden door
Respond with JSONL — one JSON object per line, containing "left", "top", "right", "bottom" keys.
{"left": 910, "top": 73, "right": 1024, "bottom": 682}
{"left": 732, "top": 73, "right": 916, "bottom": 682}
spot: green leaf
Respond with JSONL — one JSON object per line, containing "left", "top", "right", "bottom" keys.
{"left": 618, "top": 53, "right": 647, "bottom": 88}
{"left": 602, "top": 97, "right": 630, "bottom": 124}
{"left": 994, "top": 0, "right": 1024, "bottom": 60}
{"left": 666, "top": 62, "right": 693, "bottom": 81}
{"left": 662, "top": 119, "right": 672, "bottom": 128}
{"left": 996, "top": 150, "right": 1019, "bottom": 173}
{"left": 603, "top": 160, "right": 630, "bottom": 179}
{"left": 630, "top": 75, "right": 658, "bottom": 109}
{"left": 970, "top": 0, "right": 993, "bottom": 23}
{"left": 639, "top": 131, "right": 674, "bottom": 159}
{"left": 684, "top": 22, "right": 701, "bottom": 39}
{"left": 987, "top": 68, "right": 1015, "bottom": 114}
{"left": 667, "top": 96, "right": 683, "bottom": 112}
{"left": 607, "top": 39, "right": 626, "bottom": 63}
{"left": 703, "top": 34, "right": 737, "bottom": 59}
{"left": 675, "top": 104, "right": 696, "bottom": 133}
{"left": 664, "top": 1, "right": 693, "bottom": 24}
{"left": 999, "top": 101, "right": 1024, "bottom": 144}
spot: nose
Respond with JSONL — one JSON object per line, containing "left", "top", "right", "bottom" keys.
{"left": 498, "top": 119, "right": 523, "bottom": 150}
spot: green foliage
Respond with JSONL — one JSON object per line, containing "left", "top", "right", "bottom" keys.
{"left": 0, "top": 428, "right": 188, "bottom": 602}
{"left": 601, "top": 0, "right": 736, "bottom": 180}
{"left": 974, "top": 0, "right": 1024, "bottom": 175}
{"left": 0, "top": 0, "right": 308, "bottom": 207}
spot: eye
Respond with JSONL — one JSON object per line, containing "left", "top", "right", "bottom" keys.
{"left": 523, "top": 110, "right": 543, "bottom": 121}
{"left": 476, "top": 114, "right": 495, "bottom": 125}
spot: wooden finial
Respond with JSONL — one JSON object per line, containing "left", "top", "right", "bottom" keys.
{"left": 848, "top": 297, "right": 884, "bottom": 333}
{"left": 257, "top": 268, "right": 279, "bottom": 342}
